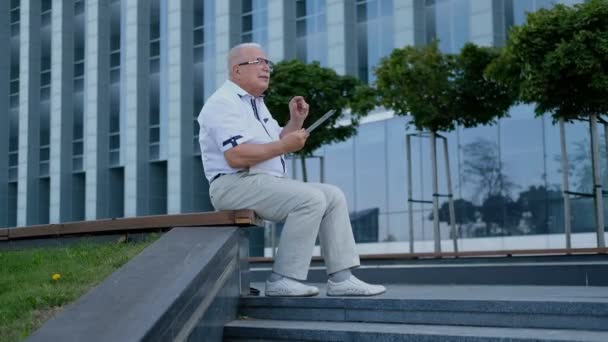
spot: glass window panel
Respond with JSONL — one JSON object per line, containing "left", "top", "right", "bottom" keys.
{"left": 194, "top": 28, "right": 204, "bottom": 46}
{"left": 42, "top": 0, "right": 52, "bottom": 12}
{"left": 10, "top": 94, "right": 19, "bottom": 108}
{"left": 40, "top": 86, "right": 50, "bottom": 100}
{"left": 110, "top": 51, "right": 120, "bottom": 67}
{"left": 150, "top": 41, "right": 160, "bottom": 57}
{"left": 73, "top": 141, "right": 83, "bottom": 155}
{"left": 110, "top": 68, "right": 120, "bottom": 83}
{"left": 10, "top": 80, "right": 18, "bottom": 94}
{"left": 150, "top": 127, "right": 160, "bottom": 142}
{"left": 296, "top": 19, "right": 307, "bottom": 38}
{"left": 296, "top": 0, "right": 306, "bottom": 18}
{"left": 242, "top": 14, "right": 252, "bottom": 32}
{"left": 41, "top": 56, "right": 51, "bottom": 71}
{"left": 9, "top": 167, "right": 18, "bottom": 182}
{"left": 11, "top": 23, "right": 19, "bottom": 36}
{"left": 41, "top": 12, "right": 51, "bottom": 26}
{"left": 9, "top": 153, "right": 18, "bottom": 166}
{"left": 150, "top": 144, "right": 160, "bottom": 160}
{"left": 194, "top": 46, "right": 204, "bottom": 61}
{"left": 110, "top": 134, "right": 120, "bottom": 149}
{"left": 73, "top": 157, "right": 83, "bottom": 171}
{"left": 242, "top": 32, "right": 252, "bottom": 43}
{"left": 41, "top": 71, "right": 51, "bottom": 86}
{"left": 11, "top": 9, "right": 19, "bottom": 22}
{"left": 110, "top": 151, "right": 120, "bottom": 166}
{"left": 40, "top": 162, "right": 50, "bottom": 177}
{"left": 75, "top": 0, "right": 84, "bottom": 14}
{"left": 74, "top": 62, "right": 84, "bottom": 77}
{"left": 242, "top": 0, "right": 253, "bottom": 13}
{"left": 150, "top": 58, "right": 160, "bottom": 73}
{"left": 74, "top": 78, "right": 84, "bottom": 91}
{"left": 11, "top": 0, "right": 19, "bottom": 10}
{"left": 40, "top": 146, "right": 50, "bottom": 161}
{"left": 194, "top": 1, "right": 204, "bottom": 27}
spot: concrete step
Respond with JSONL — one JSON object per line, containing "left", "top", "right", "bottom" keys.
{"left": 223, "top": 319, "right": 608, "bottom": 341}
{"left": 240, "top": 284, "right": 608, "bottom": 331}
{"left": 250, "top": 258, "right": 608, "bottom": 286}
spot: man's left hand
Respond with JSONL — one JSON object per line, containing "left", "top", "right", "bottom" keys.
{"left": 289, "top": 96, "right": 309, "bottom": 123}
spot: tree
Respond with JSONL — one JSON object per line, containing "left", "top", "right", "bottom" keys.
{"left": 375, "top": 41, "right": 515, "bottom": 132}
{"left": 516, "top": 185, "right": 563, "bottom": 235}
{"left": 428, "top": 199, "right": 477, "bottom": 238}
{"left": 487, "top": 0, "right": 608, "bottom": 246}
{"left": 264, "top": 60, "right": 375, "bottom": 181}
{"left": 375, "top": 41, "right": 516, "bottom": 251}
{"left": 480, "top": 194, "right": 522, "bottom": 236}
{"left": 462, "top": 138, "right": 516, "bottom": 203}
{"left": 487, "top": 0, "right": 608, "bottom": 121}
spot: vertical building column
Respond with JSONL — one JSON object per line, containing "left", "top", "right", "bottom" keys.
{"left": 123, "top": 0, "right": 150, "bottom": 217}
{"left": 17, "top": 0, "right": 41, "bottom": 226}
{"left": 84, "top": 0, "right": 111, "bottom": 220}
{"left": 327, "top": 0, "right": 351, "bottom": 75}
{"left": 267, "top": 0, "right": 288, "bottom": 61}
{"left": 49, "top": 0, "right": 74, "bottom": 223}
{"left": 166, "top": 0, "right": 194, "bottom": 214}
{"left": 394, "top": 0, "right": 426, "bottom": 48}
{"left": 0, "top": 1, "right": 9, "bottom": 227}
{"left": 215, "top": 0, "right": 238, "bottom": 86}
{"left": 469, "top": 0, "right": 495, "bottom": 46}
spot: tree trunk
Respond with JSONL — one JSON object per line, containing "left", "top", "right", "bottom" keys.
{"left": 300, "top": 155, "right": 308, "bottom": 182}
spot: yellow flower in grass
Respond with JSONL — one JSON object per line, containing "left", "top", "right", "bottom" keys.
{"left": 52, "top": 273, "right": 61, "bottom": 281}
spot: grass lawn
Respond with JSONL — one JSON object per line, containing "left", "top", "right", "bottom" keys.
{"left": 0, "top": 235, "right": 159, "bottom": 342}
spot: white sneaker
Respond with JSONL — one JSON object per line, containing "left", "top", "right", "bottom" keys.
{"left": 265, "top": 277, "right": 320, "bottom": 297}
{"left": 327, "top": 275, "right": 386, "bottom": 296}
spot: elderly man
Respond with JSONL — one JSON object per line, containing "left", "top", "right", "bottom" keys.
{"left": 197, "top": 43, "right": 385, "bottom": 297}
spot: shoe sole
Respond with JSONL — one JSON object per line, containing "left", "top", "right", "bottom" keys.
{"left": 326, "top": 289, "right": 386, "bottom": 297}
{"left": 265, "top": 291, "right": 320, "bottom": 297}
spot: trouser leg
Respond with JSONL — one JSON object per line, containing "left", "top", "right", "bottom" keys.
{"left": 307, "top": 183, "right": 360, "bottom": 274}
{"left": 210, "top": 173, "right": 327, "bottom": 280}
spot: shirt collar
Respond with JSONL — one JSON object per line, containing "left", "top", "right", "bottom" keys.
{"left": 225, "top": 80, "right": 265, "bottom": 99}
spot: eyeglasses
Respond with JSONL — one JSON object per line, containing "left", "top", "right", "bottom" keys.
{"left": 237, "top": 58, "right": 274, "bottom": 72}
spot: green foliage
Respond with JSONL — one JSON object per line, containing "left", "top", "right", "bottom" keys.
{"left": 0, "top": 236, "right": 158, "bottom": 342}
{"left": 487, "top": 0, "right": 608, "bottom": 121}
{"left": 264, "top": 60, "right": 375, "bottom": 157}
{"left": 375, "top": 41, "right": 515, "bottom": 132}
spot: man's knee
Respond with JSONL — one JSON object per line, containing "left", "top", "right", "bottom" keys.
{"left": 301, "top": 189, "right": 327, "bottom": 213}
{"left": 323, "top": 184, "right": 347, "bottom": 206}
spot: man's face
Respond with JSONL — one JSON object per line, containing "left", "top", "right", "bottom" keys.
{"left": 233, "top": 47, "right": 271, "bottom": 96}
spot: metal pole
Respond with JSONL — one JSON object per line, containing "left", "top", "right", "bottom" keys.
{"left": 442, "top": 136, "right": 458, "bottom": 252}
{"left": 270, "top": 222, "right": 276, "bottom": 257}
{"left": 590, "top": 114, "right": 606, "bottom": 248}
{"left": 406, "top": 135, "right": 414, "bottom": 253}
{"left": 319, "top": 156, "right": 325, "bottom": 183}
{"left": 559, "top": 119, "right": 572, "bottom": 249}
{"left": 431, "top": 131, "right": 441, "bottom": 253}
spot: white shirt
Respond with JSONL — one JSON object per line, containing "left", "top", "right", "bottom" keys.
{"left": 198, "top": 80, "right": 287, "bottom": 182}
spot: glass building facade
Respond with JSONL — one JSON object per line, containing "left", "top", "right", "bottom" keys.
{"left": 1, "top": 0, "right": 603, "bottom": 255}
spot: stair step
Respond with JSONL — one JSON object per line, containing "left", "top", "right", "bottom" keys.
{"left": 250, "top": 259, "right": 608, "bottom": 286}
{"left": 224, "top": 319, "right": 608, "bottom": 342}
{"left": 240, "top": 284, "right": 608, "bottom": 331}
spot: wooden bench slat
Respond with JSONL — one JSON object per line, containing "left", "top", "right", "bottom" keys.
{"left": 2, "top": 210, "right": 262, "bottom": 241}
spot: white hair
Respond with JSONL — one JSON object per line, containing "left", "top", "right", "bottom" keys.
{"left": 227, "top": 42, "right": 264, "bottom": 73}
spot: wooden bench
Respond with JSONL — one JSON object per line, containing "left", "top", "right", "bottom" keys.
{"left": 249, "top": 247, "right": 608, "bottom": 263}
{"left": 0, "top": 210, "right": 263, "bottom": 241}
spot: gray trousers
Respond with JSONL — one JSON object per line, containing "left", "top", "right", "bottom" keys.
{"left": 209, "top": 171, "right": 360, "bottom": 280}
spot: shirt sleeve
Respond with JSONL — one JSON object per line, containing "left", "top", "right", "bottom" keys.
{"left": 202, "top": 99, "right": 253, "bottom": 153}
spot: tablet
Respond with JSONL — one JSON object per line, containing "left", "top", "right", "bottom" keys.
{"left": 305, "top": 109, "right": 337, "bottom": 133}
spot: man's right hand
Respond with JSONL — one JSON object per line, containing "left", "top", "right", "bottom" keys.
{"left": 280, "top": 129, "right": 309, "bottom": 153}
